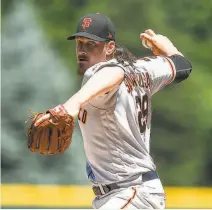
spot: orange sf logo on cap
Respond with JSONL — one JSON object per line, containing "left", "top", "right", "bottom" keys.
{"left": 82, "top": 18, "right": 92, "bottom": 29}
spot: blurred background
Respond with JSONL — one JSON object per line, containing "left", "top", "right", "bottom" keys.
{"left": 1, "top": 0, "right": 212, "bottom": 208}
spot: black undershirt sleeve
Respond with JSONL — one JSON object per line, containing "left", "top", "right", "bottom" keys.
{"left": 168, "top": 54, "right": 192, "bottom": 83}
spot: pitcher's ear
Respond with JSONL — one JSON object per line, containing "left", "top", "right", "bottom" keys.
{"left": 106, "top": 41, "right": 116, "bottom": 56}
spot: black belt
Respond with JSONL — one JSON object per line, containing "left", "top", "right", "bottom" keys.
{"left": 92, "top": 171, "right": 158, "bottom": 196}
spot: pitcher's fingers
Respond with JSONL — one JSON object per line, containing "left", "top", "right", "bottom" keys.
{"left": 140, "top": 33, "right": 153, "bottom": 42}
{"left": 35, "top": 114, "right": 50, "bottom": 126}
{"left": 145, "top": 29, "right": 156, "bottom": 37}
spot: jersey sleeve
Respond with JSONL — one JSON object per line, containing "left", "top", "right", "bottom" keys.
{"left": 136, "top": 56, "right": 176, "bottom": 95}
{"left": 81, "top": 60, "right": 124, "bottom": 109}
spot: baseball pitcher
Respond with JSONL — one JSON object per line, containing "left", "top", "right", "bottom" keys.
{"left": 26, "top": 13, "right": 192, "bottom": 209}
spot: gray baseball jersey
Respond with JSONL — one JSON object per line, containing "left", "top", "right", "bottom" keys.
{"left": 78, "top": 57, "right": 175, "bottom": 184}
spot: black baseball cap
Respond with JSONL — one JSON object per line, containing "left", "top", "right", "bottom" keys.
{"left": 67, "top": 13, "right": 116, "bottom": 42}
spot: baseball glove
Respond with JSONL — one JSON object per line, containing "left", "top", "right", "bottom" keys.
{"left": 26, "top": 105, "right": 74, "bottom": 155}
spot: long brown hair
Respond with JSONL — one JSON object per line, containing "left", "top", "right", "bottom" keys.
{"left": 114, "top": 44, "right": 137, "bottom": 68}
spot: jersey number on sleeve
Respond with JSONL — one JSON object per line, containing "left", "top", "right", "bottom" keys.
{"left": 135, "top": 94, "right": 148, "bottom": 133}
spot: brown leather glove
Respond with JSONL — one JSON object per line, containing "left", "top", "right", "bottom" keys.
{"left": 26, "top": 105, "right": 74, "bottom": 155}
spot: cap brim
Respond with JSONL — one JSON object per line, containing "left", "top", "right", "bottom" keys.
{"left": 67, "top": 32, "right": 107, "bottom": 42}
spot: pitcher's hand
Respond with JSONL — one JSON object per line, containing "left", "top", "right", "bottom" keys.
{"left": 140, "top": 29, "right": 183, "bottom": 57}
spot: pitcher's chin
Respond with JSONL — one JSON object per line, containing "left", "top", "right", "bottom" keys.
{"left": 78, "top": 62, "right": 88, "bottom": 74}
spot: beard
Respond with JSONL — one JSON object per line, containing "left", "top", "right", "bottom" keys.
{"left": 77, "top": 62, "right": 91, "bottom": 74}
{"left": 77, "top": 53, "right": 91, "bottom": 74}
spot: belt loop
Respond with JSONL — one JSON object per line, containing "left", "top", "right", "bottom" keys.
{"left": 98, "top": 184, "right": 105, "bottom": 195}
